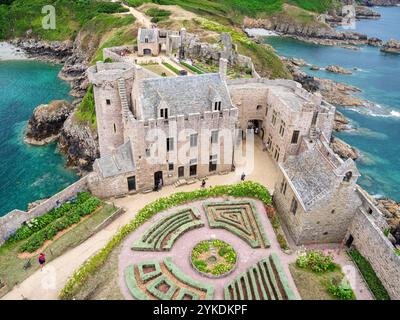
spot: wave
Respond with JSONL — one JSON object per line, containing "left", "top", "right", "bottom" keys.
{"left": 346, "top": 103, "right": 400, "bottom": 119}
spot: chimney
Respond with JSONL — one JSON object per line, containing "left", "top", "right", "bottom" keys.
{"left": 219, "top": 58, "right": 228, "bottom": 82}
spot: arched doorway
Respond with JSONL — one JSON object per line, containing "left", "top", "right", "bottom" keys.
{"left": 154, "top": 171, "right": 163, "bottom": 189}
{"left": 143, "top": 48, "right": 152, "bottom": 56}
{"left": 247, "top": 119, "right": 264, "bottom": 140}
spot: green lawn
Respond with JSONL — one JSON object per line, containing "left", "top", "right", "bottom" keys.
{"left": 0, "top": 203, "right": 119, "bottom": 298}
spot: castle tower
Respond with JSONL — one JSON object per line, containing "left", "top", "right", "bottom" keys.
{"left": 87, "top": 62, "right": 135, "bottom": 157}
{"left": 219, "top": 58, "right": 228, "bottom": 82}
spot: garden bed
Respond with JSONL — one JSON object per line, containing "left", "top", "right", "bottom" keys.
{"left": 191, "top": 240, "right": 237, "bottom": 278}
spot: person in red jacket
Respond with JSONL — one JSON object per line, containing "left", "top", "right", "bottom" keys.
{"left": 38, "top": 253, "right": 46, "bottom": 271}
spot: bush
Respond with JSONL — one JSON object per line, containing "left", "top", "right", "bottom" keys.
{"left": 347, "top": 248, "right": 390, "bottom": 300}
{"left": 60, "top": 182, "right": 271, "bottom": 299}
{"left": 327, "top": 279, "right": 355, "bottom": 300}
{"left": 296, "top": 249, "right": 337, "bottom": 273}
{"left": 146, "top": 8, "right": 171, "bottom": 23}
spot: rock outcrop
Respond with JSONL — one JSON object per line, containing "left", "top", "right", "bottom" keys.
{"left": 334, "top": 111, "right": 351, "bottom": 131}
{"left": 331, "top": 136, "right": 359, "bottom": 160}
{"left": 59, "top": 113, "right": 99, "bottom": 174}
{"left": 381, "top": 39, "right": 400, "bottom": 54}
{"left": 368, "top": 37, "right": 384, "bottom": 47}
{"left": 9, "top": 39, "right": 73, "bottom": 63}
{"left": 24, "top": 100, "right": 73, "bottom": 145}
{"left": 355, "top": 6, "right": 381, "bottom": 19}
{"left": 326, "top": 65, "right": 352, "bottom": 74}
{"left": 360, "top": 0, "right": 400, "bottom": 6}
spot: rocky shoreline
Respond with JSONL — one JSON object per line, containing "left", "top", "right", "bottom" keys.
{"left": 9, "top": 37, "right": 99, "bottom": 175}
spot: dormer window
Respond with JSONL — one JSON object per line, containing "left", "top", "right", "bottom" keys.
{"left": 214, "top": 101, "right": 221, "bottom": 111}
{"left": 145, "top": 37, "right": 149, "bottom": 43}
{"left": 160, "top": 108, "right": 168, "bottom": 119}
{"left": 106, "top": 99, "right": 111, "bottom": 105}
{"left": 343, "top": 171, "right": 353, "bottom": 182}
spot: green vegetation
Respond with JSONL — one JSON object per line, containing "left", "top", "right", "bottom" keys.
{"left": 296, "top": 249, "right": 338, "bottom": 273}
{"left": 347, "top": 248, "right": 391, "bottom": 300}
{"left": 75, "top": 85, "right": 96, "bottom": 130}
{"left": 19, "top": 196, "right": 101, "bottom": 253}
{"left": 266, "top": 206, "right": 289, "bottom": 250}
{"left": 0, "top": 202, "right": 119, "bottom": 298}
{"left": 59, "top": 181, "right": 272, "bottom": 299}
{"left": 180, "top": 60, "right": 204, "bottom": 74}
{"left": 162, "top": 62, "right": 181, "bottom": 75}
{"left": 0, "top": 0, "right": 128, "bottom": 40}
{"left": 191, "top": 240, "right": 237, "bottom": 276}
{"left": 327, "top": 278, "right": 355, "bottom": 300}
{"left": 146, "top": 7, "right": 171, "bottom": 23}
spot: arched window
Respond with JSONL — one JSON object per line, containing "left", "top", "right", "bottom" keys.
{"left": 343, "top": 171, "right": 353, "bottom": 182}
{"left": 256, "top": 105, "right": 262, "bottom": 110}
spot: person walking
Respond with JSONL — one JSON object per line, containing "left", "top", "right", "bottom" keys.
{"left": 241, "top": 172, "right": 246, "bottom": 181}
{"left": 38, "top": 253, "right": 46, "bottom": 271}
{"left": 201, "top": 179, "right": 206, "bottom": 188}
{"left": 158, "top": 177, "right": 163, "bottom": 191}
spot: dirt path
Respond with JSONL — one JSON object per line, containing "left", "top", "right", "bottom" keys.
{"left": 121, "top": 3, "right": 152, "bottom": 29}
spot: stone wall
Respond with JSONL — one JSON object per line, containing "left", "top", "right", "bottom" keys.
{"left": 0, "top": 177, "right": 88, "bottom": 245}
{"left": 347, "top": 198, "right": 400, "bottom": 300}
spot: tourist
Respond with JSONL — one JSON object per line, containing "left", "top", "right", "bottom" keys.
{"left": 201, "top": 179, "right": 206, "bottom": 188}
{"left": 241, "top": 172, "right": 246, "bottom": 181}
{"left": 158, "top": 178, "right": 163, "bottom": 191}
{"left": 38, "top": 253, "right": 46, "bottom": 271}
{"left": 255, "top": 127, "right": 259, "bottom": 135}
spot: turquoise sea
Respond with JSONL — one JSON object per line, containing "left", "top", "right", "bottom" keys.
{"left": 0, "top": 61, "right": 79, "bottom": 216}
{"left": 264, "top": 6, "right": 400, "bottom": 201}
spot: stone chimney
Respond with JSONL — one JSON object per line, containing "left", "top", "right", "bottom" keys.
{"left": 219, "top": 58, "right": 228, "bottom": 82}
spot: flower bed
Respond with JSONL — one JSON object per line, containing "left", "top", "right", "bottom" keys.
{"left": 59, "top": 181, "right": 272, "bottom": 299}
{"left": 191, "top": 240, "right": 237, "bottom": 278}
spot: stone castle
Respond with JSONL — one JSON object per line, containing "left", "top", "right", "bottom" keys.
{"left": 1, "top": 31, "right": 398, "bottom": 298}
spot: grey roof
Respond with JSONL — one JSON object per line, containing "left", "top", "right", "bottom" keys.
{"left": 140, "top": 73, "right": 232, "bottom": 120}
{"left": 282, "top": 147, "right": 337, "bottom": 210}
{"left": 139, "top": 28, "right": 157, "bottom": 43}
{"left": 97, "top": 141, "right": 135, "bottom": 178}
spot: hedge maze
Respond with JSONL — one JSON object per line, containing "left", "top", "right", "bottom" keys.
{"left": 132, "top": 207, "right": 204, "bottom": 251}
{"left": 203, "top": 201, "right": 270, "bottom": 248}
{"left": 224, "top": 254, "right": 295, "bottom": 300}
{"left": 124, "top": 257, "right": 215, "bottom": 300}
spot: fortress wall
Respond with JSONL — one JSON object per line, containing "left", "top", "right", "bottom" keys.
{"left": 347, "top": 207, "right": 400, "bottom": 300}
{"left": 0, "top": 177, "right": 88, "bottom": 245}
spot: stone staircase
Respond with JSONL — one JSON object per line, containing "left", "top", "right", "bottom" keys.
{"left": 117, "top": 78, "right": 130, "bottom": 118}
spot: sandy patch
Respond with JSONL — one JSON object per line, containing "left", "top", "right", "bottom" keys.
{"left": 0, "top": 42, "right": 28, "bottom": 61}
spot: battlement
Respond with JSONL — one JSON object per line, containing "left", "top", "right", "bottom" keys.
{"left": 88, "top": 61, "right": 135, "bottom": 85}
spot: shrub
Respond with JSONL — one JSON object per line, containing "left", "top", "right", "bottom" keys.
{"left": 60, "top": 182, "right": 271, "bottom": 299}
{"left": 296, "top": 249, "right": 337, "bottom": 273}
{"left": 277, "top": 233, "right": 289, "bottom": 251}
{"left": 327, "top": 279, "right": 355, "bottom": 300}
{"left": 146, "top": 8, "right": 171, "bottom": 23}
{"left": 347, "top": 248, "right": 390, "bottom": 300}
{"left": 180, "top": 61, "right": 204, "bottom": 74}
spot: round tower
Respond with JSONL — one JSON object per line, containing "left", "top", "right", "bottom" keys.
{"left": 87, "top": 62, "right": 135, "bottom": 157}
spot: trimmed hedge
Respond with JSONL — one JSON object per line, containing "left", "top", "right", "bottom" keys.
{"left": 180, "top": 61, "right": 204, "bottom": 74}
{"left": 59, "top": 181, "right": 272, "bottom": 299}
{"left": 162, "top": 62, "right": 180, "bottom": 75}
{"left": 347, "top": 248, "right": 390, "bottom": 300}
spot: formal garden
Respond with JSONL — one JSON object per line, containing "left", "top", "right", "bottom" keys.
{"left": 58, "top": 182, "right": 372, "bottom": 301}
{"left": 0, "top": 192, "right": 120, "bottom": 298}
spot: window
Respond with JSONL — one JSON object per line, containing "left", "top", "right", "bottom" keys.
{"left": 178, "top": 166, "right": 184, "bottom": 177}
{"left": 168, "top": 162, "right": 174, "bottom": 171}
{"left": 160, "top": 108, "right": 168, "bottom": 119}
{"left": 265, "top": 106, "right": 269, "bottom": 117}
{"left": 280, "top": 179, "right": 287, "bottom": 195}
{"left": 145, "top": 37, "right": 149, "bottom": 43}
{"left": 267, "top": 135, "right": 272, "bottom": 150}
{"left": 127, "top": 176, "right": 136, "bottom": 191}
{"left": 190, "top": 133, "right": 198, "bottom": 148}
{"left": 271, "top": 110, "right": 277, "bottom": 126}
{"left": 291, "top": 130, "right": 300, "bottom": 144}
{"left": 145, "top": 148, "right": 151, "bottom": 157}
{"left": 256, "top": 105, "right": 262, "bottom": 110}
{"left": 190, "top": 159, "right": 197, "bottom": 176}
{"left": 113, "top": 123, "right": 116, "bottom": 134}
{"left": 106, "top": 99, "right": 111, "bottom": 105}
{"left": 209, "top": 155, "right": 217, "bottom": 172}
{"left": 311, "top": 111, "right": 319, "bottom": 126}
{"left": 211, "top": 130, "right": 219, "bottom": 144}
{"left": 279, "top": 120, "right": 286, "bottom": 137}
{"left": 290, "top": 198, "right": 298, "bottom": 215}
{"left": 166, "top": 137, "right": 174, "bottom": 152}
{"left": 214, "top": 101, "right": 221, "bottom": 111}
{"left": 274, "top": 146, "right": 280, "bottom": 162}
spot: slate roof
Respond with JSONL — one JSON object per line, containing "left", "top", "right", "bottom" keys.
{"left": 282, "top": 147, "right": 337, "bottom": 210}
{"left": 139, "top": 73, "right": 232, "bottom": 120}
{"left": 97, "top": 141, "right": 135, "bottom": 178}
{"left": 139, "top": 28, "right": 157, "bottom": 43}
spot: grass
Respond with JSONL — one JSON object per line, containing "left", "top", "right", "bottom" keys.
{"left": 289, "top": 263, "right": 346, "bottom": 300}
{"left": 0, "top": 0, "right": 129, "bottom": 40}
{"left": 146, "top": 7, "right": 172, "bottom": 23}
{"left": 180, "top": 60, "right": 204, "bottom": 74}
{"left": 141, "top": 63, "right": 175, "bottom": 77}
{"left": 347, "top": 248, "right": 391, "bottom": 300}
{"left": 0, "top": 203, "right": 119, "bottom": 298}
{"left": 75, "top": 85, "right": 96, "bottom": 131}
{"left": 162, "top": 62, "right": 181, "bottom": 75}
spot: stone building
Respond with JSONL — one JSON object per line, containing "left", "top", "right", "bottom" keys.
{"left": 87, "top": 58, "right": 238, "bottom": 197}
{"left": 137, "top": 27, "right": 185, "bottom": 57}
{"left": 228, "top": 78, "right": 335, "bottom": 163}
{"left": 273, "top": 133, "right": 361, "bottom": 244}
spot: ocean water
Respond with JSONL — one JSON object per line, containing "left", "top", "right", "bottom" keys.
{"left": 263, "top": 7, "right": 400, "bottom": 201}
{"left": 0, "top": 61, "right": 79, "bottom": 216}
